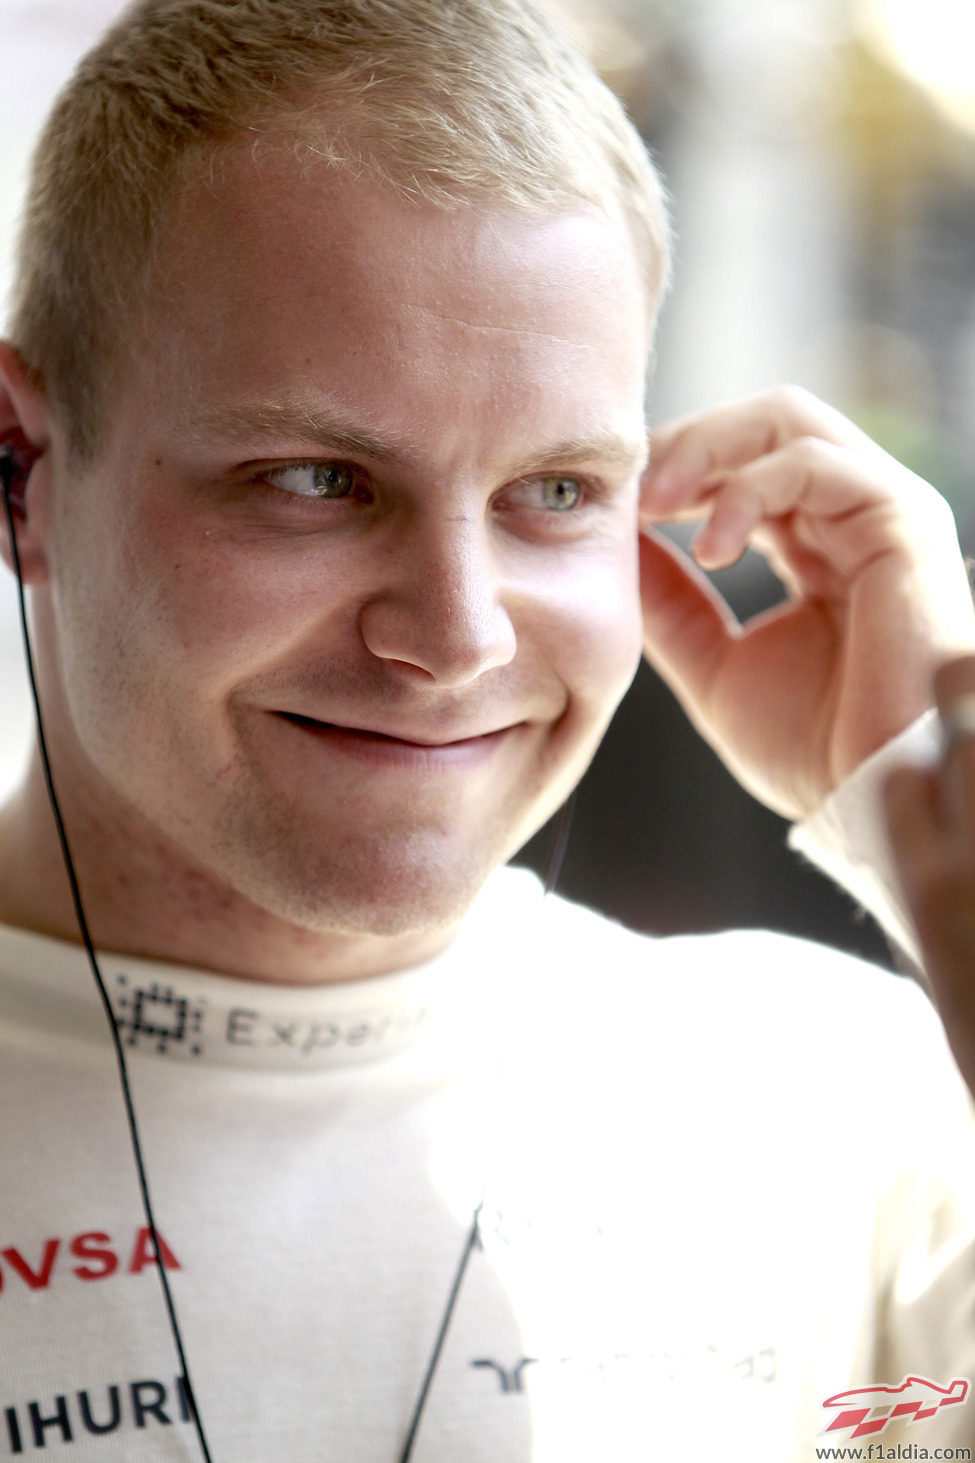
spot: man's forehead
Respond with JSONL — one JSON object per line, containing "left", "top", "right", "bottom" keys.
{"left": 134, "top": 154, "right": 654, "bottom": 472}
{"left": 161, "top": 140, "right": 652, "bottom": 318}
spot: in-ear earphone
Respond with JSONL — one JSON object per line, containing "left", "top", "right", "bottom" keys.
{"left": 0, "top": 442, "right": 27, "bottom": 514}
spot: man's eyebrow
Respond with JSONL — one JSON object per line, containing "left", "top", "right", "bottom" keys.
{"left": 523, "top": 433, "right": 649, "bottom": 473}
{"left": 185, "top": 403, "right": 648, "bottom": 472}
{"left": 185, "top": 401, "right": 404, "bottom": 460}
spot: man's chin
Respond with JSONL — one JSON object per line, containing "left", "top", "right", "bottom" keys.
{"left": 203, "top": 772, "right": 565, "bottom": 945}
{"left": 223, "top": 832, "right": 505, "bottom": 942}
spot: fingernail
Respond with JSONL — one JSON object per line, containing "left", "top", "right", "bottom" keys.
{"left": 691, "top": 523, "right": 735, "bottom": 571}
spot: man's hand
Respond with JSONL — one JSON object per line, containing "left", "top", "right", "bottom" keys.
{"left": 639, "top": 386, "right": 975, "bottom": 819}
{"left": 884, "top": 656, "right": 975, "bottom": 1101}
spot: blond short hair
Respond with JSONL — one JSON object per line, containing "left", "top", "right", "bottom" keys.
{"left": 8, "top": 0, "right": 670, "bottom": 462}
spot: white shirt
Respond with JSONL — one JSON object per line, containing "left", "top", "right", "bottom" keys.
{"left": 0, "top": 850, "right": 972, "bottom": 1462}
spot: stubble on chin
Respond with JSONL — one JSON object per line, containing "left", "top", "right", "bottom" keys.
{"left": 205, "top": 774, "right": 530, "bottom": 939}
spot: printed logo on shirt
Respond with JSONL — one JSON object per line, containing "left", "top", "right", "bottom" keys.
{"left": 113, "top": 974, "right": 206, "bottom": 1057}
{"left": 820, "top": 1375, "right": 970, "bottom": 1440}
{"left": 0, "top": 1226, "right": 180, "bottom": 1299}
{"left": 471, "top": 1357, "right": 537, "bottom": 1392}
{"left": 110, "top": 975, "right": 431, "bottom": 1062}
{"left": 2, "top": 1375, "right": 193, "bottom": 1454}
{"left": 223, "top": 1002, "right": 430, "bottom": 1057}
{"left": 468, "top": 1345, "right": 778, "bottom": 1392}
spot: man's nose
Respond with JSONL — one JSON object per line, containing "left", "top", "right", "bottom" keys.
{"left": 357, "top": 515, "right": 517, "bottom": 686}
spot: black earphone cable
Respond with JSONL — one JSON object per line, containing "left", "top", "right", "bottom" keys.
{"left": 397, "top": 1201, "right": 482, "bottom": 1463}
{"left": 2, "top": 443, "right": 578, "bottom": 1462}
{"left": 397, "top": 793, "right": 575, "bottom": 1459}
{"left": 1, "top": 448, "right": 214, "bottom": 1463}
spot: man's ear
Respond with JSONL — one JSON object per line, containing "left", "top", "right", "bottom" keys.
{"left": 0, "top": 340, "right": 52, "bottom": 585}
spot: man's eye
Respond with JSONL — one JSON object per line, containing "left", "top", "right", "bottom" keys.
{"left": 537, "top": 476, "right": 584, "bottom": 511}
{"left": 266, "top": 463, "right": 359, "bottom": 499}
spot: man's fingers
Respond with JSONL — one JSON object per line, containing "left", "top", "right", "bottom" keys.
{"left": 644, "top": 434, "right": 939, "bottom": 573}
{"left": 638, "top": 527, "right": 738, "bottom": 709}
{"left": 688, "top": 489, "right": 767, "bottom": 573}
{"left": 646, "top": 384, "right": 873, "bottom": 508}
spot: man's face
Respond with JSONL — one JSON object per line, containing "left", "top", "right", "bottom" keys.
{"left": 37, "top": 147, "right": 652, "bottom": 942}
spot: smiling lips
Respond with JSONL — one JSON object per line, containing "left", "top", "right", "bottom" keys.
{"left": 276, "top": 711, "right": 521, "bottom": 766}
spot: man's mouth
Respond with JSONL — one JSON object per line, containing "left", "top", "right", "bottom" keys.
{"left": 278, "top": 712, "right": 514, "bottom": 745}
{"left": 273, "top": 711, "right": 523, "bottom": 766}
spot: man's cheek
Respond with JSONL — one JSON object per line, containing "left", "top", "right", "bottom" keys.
{"left": 552, "top": 563, "right": 643, "bottom": 688}
{"left": 143, "top": 562, "right": 299, "bottom": 669}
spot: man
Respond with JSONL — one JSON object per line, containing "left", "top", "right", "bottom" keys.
{"left": 0, "top": 1, "right": 973, "bottom": 1459}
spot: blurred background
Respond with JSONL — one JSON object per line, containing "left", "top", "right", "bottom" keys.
{"left": 2, "top": 0, "right": 974, "bottom": 968}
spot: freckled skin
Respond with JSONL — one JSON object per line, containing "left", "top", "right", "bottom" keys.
{"left": 0, "top": 146, "right": 653, "bottom": 984}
